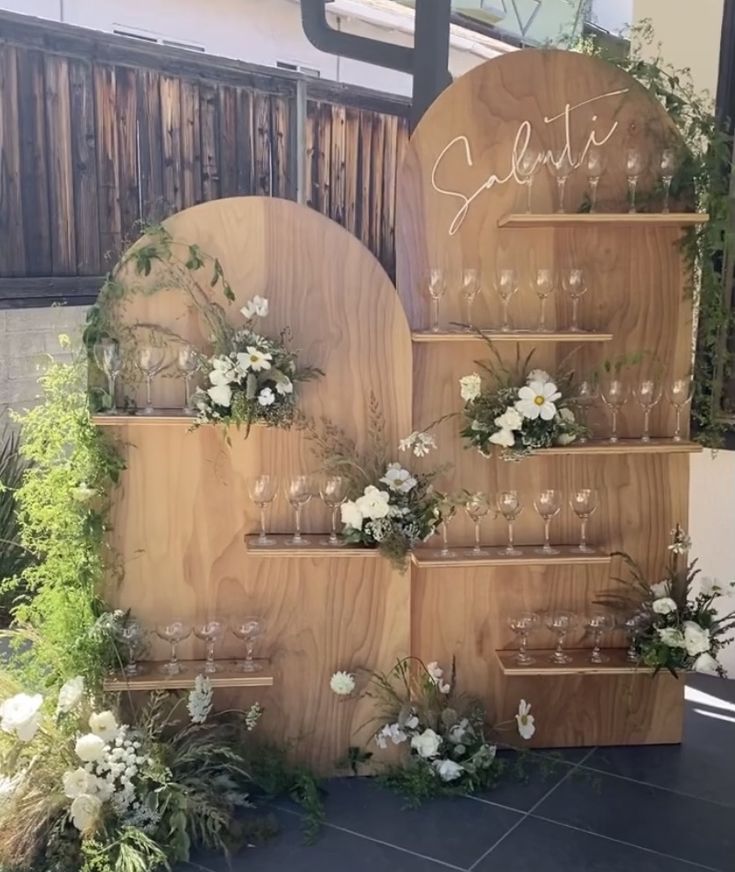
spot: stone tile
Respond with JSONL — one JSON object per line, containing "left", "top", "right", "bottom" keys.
{"left": 471, "top": 750, "right": 575, "bottom": 812}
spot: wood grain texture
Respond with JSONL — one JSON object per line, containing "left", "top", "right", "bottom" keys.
{"left": 44, "top": 55, "right": 75, "bottom": 274}
{"left": 103, "top": 661, "right": 274, "bottom": 691}
{"left": 498, "top": 212, "right": 708, "bottom": 227}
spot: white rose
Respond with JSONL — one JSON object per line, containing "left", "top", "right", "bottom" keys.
{"left": 527, "top": 369, "right": 551, "bottom": 384}
{"left": 275, "top": 377, "right": 293, "bottom": 396}
{"left": 207, "top": 383, "right": 233, "bottom": 408}
{"left": 57, "top": 676, "right": 84, "bottom": 714}
{"left": 340, "top": 500, "right": 363, "bottom": 531}
{"left": 89, "top": 711, "right": 119, "bottom": 743}
{"left": 489, "top": 428, "right": 515, "bottom": 448}
{"left": 63, "top": 767, "right": 96, "bottom": 799}
{"left": 494, "top": 408, "right": 523, "bottom": 431}
{"left": 410, "top": 728, "right": 442, "bottom": 759}
{"left": 209, "top": 366, "right": 235, "bottom": 386}
{"left": 0, "top": 692, "right": 43, "bottom": 742}
{"left": 652, "top": 597, "right": 678, "bottom": 615}
{"left": 432, "top": 758, "right": 464, "bottom": 782}
{"left": 459, "top": 373, "right": 482, "bottom": 402}
{"left": 355, "top": 485, "right": 391, "bottom": 520}
{"left": 70, "top": 793, "right": 102, "bottom": 833}
{"left": 558, "top": 407, "right": 575, "bottom": 424}
{"left": 683, "top": 621, "right": 711, "bottom": 656}
{"left": 329, "top": 671, "right": 355, "bottom": 696}
{"left": 240, "top": 295, "right": 269, "bottom": 319}
{"left": 657, "top": 627, "right": 686, "bottom": 648}
{"left": 693, "top": 652, "right": 719, "bottom": 675}
{"left": 75, "top": 733, "right": 106, "bottom": 763}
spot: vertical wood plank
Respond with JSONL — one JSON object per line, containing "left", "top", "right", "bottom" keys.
{"left": 94, "top": 65, "right": 121, "bottom": 261}
{"left": 200, "top": 83, "right": 220, "bottom": 201}
{"left": 368, "top": 112, "right": 385, "bottom": 259}
{"left": 179, "top": 78, "right": 202, "bottom": 208}
{"left": 343, "top": 107, "right": 359, "bottom": 235}
{"left": 305, "top": 99, "right": 318, "bottom": 210}
{"left": 137, "top": 70, "right": 164, "bottom": 222}
{"left": 358, "top": 110, "right": 373, "bottom": 248}
{"left": 0, "top": 46, "right": 25, "bottom": 276}
{"left": 44, "top": 54, "right": 75, "bottom": 274}
{"left": 69, "top": 58, "right": 101, "bottom": 274}
{"left": 217, "top": 85, "right": 237, "bottom": 198}
{"left": 235, "top": 88, "right": 253, "bottom": 195}
{"left": 317, "top": 101, "right": 332, "bottom": 216}
{"left": 253, "top": 92, "right": 272, "bottom": 196}
{"left": 380, "top": 114, "right": 398, "bottom": 280}
{"left": 17, "top": 47, "right": 51, "bottom": 275}
{"left": 329, "top": 103, "right": 346, "bottom": 225}
{"left": 115, "top": 65, "right": 139, "bottom": 245}
{"left": 160, "top": 75, "right": 183, "bottom": 214}
{"left": 271, "top": 95, "right": 291, "bottom": 199}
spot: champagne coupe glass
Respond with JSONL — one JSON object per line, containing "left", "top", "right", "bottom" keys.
{"left": 586, "top": 612, "right": 614, "bottom": 663}
{"left": 534, "top": 489, "right": 561, "bottom": 555}
{"left": 231, "top": 617, "right": 264, "bottom": 672}
{"left": 601, "top": 378, "right": 629, "bottom": 443}
{"left": 117, "top": 619, "right": 145, "bottom": 677}
{"left": 534, "top": 268, "right": 555, "bottom": 333}
{"left": 247, "top": 475, "right": 278, "bottom": 546}
{"left": 436, "top": 495, "right": 457, "bottom": 558}
{"left": 464, "top": 492, "right": 491, "bottom": 556}
{"left": 550, "top": 152, "right": 575, "bottom": 213}
{"left": 585, "top": 146, "right": 606, "bottom": 212}
{"left": 561, "top": 267, "right": 587, "bottom": 332}
{"left": 569, "top": 488, "right": 598, "bottom": 553}
{"left": 669, "top": 378, "right": 693, "bottom": 442}
{"left": 136, "top": 345, "right": 167, "bottom": 415}
{"left": 156, "top": 619, "right": 191, "bottom": 675}
{"left": 460, "top": 268, "right": 482, "bottom": 331}
{"left": 623, "top": 614, "right": 644, "bottom": 662}
{"left": 286, "top": 475, "right": 313, "bottom": 545}
{"left": 625, "top": 148, "right": 645, "bottom": 213}
{"left": 93, "top": 339, "right": 122, "bottom": 415}
{"left": 634, "top": 378, "right": 662, "bottom": 443}
{"left": 517, "top": 146, "right": 542, "bottom": 213}
{"left": 497, "top": 490, "right": 523, "bottom": 556}
{"left": 572, "top": 380, "right": 599, "bottom": 443}
{"left": 494, "top": 268, "right": 519, "bottom": 333}
{"left": 546, "top": 611, "right": 577, "bottom": 664}
{"left": 177, "top": 345, "right": 199, "bottom": 414}
{"left": 427, "top": 268, "right": 446, "bottom": 333}
{"left": 659, "top": 148, "right": 677, "bottom": 213}
{"left": 194, "top": 618, "right": 225, "bottom": 674}
{"left": 320, "top": 474, "right": 347, "bottom": 546}
{"left": 508, "top": 612, "right": 540, "bottom": 666}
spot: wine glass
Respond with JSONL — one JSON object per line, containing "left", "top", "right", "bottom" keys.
{"left": 625, "top": 148, "right": 645, "bottom": 213}
{"left": 320, "top": 475, "right": 347, "bottom": 546}
{"left": 177, "top": 345, "right": 199, "bottom": 414}
{"left": 194, "top": 618, "right": 225, "bottom": 674}
{"left": 494, "top": 268, "right": 519, "bottom": 333}
{"left": 561, "top": 267, "right": 587, "bottom": 332}
{"left": 231, "top": 617, "right": 264, "bottom": 672}
{"left": 586, "top": 612, "right": 614, "bottom": 663}
{"left": 285, "top": 475, "right": 313, "bottom": 545}
{"left": 533, "top": 268, "right": 555, "bottom": 333}
{"left": 517, "top": 145, "right": 542, "bottom": 213}
{"left": 659, "top": 148, "right": 677, "bottom": 214}
{"left": 550, "top": 152, "right": 575, "bottom": 213}
{"left": 546, "top": 611, "right": 577, "bottom": 664}
{"left": 497, "top": 490, "right": 523, "bottom": 556}
{"left": 93, "top": 339, "right": 122, "bottom": 415}
{"left": 508, "top": 612, "right": 539, "bottom": 666}
{"left": 572, "top": 380, "right": 599, "bottom": 443}
{"left": 247, "top": 475, "right": 278, "bottom": 546}
{"left": 669, "top": 378, "right": 693, "bottom": 442}
{"left": 569, "top": 488, "right": 598, "bottom": 553}
{"left": 584, "top": 146, "right": 606, "bottom": 212}
{"left": 464, "top": 492, "right": 491, "bottom": 556}
{"left": 623, "top": 614, "right": 644, "bottom": 663}
{"left": 117, "top": 619, "right": 146, "bottom": 677}
{"left": 460, "top": 269, "right": 482, "bottom": 331}
{"left": 601, "top": 378, "right": 629, "bottom": 443}
{"left": 534, "top": 489, "right": 561, "bottom": 555}
{"left": 427, "top": 269, "right": 446, "bottom": 333}
{"left": 156, "top": 619, "right": 191, "bottom": 675}
{"left": 435, "top": 495, "right": 457, "bottom": 558}
{"left": 634, "top": 378, "right": 662, "bottom": 443}
{"left": 136, "top": 345, "right": 167, "bottom": 415}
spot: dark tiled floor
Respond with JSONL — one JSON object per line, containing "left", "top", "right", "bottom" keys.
{"left": 180, "top": 676, "right": 735, "bottom": 872}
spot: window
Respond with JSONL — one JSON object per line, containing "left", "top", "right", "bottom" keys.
{"left": 276, "top": 60, "right": 321, "bottom": 77}
{"left": 112, "top": 26, "right": 205, "bottom": 53}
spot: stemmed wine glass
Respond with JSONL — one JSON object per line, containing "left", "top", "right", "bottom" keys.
{"left": 546, "top": 611, "right": 577, "bottom": 664}
{"left": 460, "top": 269, "right": 482, "bottom": 331}
{"left": 601, "top": 378, "right": 629, "bottom": 443}
{"left": 660, "top": 148, "right": 677, "bottom": 214}
{"left": 93, "top": 339, "right": 122, "bottom": 415}
{"left": 194, "top": 618, "right": 225, "bottom": 674}
{"left": 117, "top": 619, "right": 146, "bottom": 677}
{"left": 427, "top": 269, "right": 446, "bottom": 333}
{"left": 464, "top": 492, "right": 491, "bottom": 556}
{"left": 320, "top": 475, "right": 347, "bottom": 546}
{"left": 634, "top": 378, "right": 662, "bottom": 443}
{"left": 136, "top": 345, "right": 168, "bottom": 415}
{"left": 435, "top": 494, "right": 457, "bottom": 558}
{"left": 669, "top": 378, "right": 693, "bottom": 442}
{"left": 534, "top": 489, "right": 561, "bottom": 555}
{"left": 177, "top": 345, "right": 200, "bottom": 414}
{"left": 517, "top": 146, "right": 543, "bottom": 213}
{"left": 231, "top": 617, "right": 264, "bottom": 672}
{"left": 584, "top": 146, "right": 606, "bottom": 212}
{"left": 508, "top": 612, "right": 539, "bottom": 666}
{"left": 247, "top": 475, "right": 278, "bottom": 546}
{"left": 561, "top": 268, "right": 587, "bottom": 332}
{"left": 497, "top": 490, "right": 523, "bottom": 556}
{"left": 623, "top": 614, "right": 644, "bottom": 663}
{"left": 156, "top": 619, "right": 191, "bottom": 675}
{"left": 494, "top": 268, "right": 519, "bottom": 333}
{"left": 286, "top": 475, "right": 313, "bottom": 545}
{"left": 534, "top": 268, "right": 555, "bottom": 333}
{"left": 569, "top": 488, "right": 598, "bottom": 553}
{"left": 550, "top": 152, "right": 575, "bottom": 213}
{"left": 586, "top": 612, "right": 614, "bottom": 664}
{"left": 625, "top": 148, "right": 645, "bottom": 214}
{"left": 572, "top": 380, "right": 599, "bottom": 443}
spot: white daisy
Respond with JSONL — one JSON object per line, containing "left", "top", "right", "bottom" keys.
{"left": 515, "top": 380, "right": 561, "bottom": 421}
{"left": 240, "top": 346, "right": 272, "bottom": 372}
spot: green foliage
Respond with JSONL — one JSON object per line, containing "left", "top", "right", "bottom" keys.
{"left": 80, "top": 829, "right": 170, "bottom": 872}
{"left": 0, "top": 420, "right": 32, "bottom": 626}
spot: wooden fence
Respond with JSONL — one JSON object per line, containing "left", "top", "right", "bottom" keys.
{"left": 0, "top": 10, "right": 410, "bottom": 306}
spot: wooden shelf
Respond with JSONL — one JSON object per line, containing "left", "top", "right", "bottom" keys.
{"left": 498, "top": 212, "right": 709, "bottom": 228}
{"left": 496, "top": 648, "right": 642, "bottom": 676}
{"left": 103, "top": 659, "right": 274, "bottom": 691}
{"left": 412, "top": 544, "right": 610, "bottom": 568}
{"left": 536, "top": 439, "right": 702, "bottom": 456}
{"left": 243, "top": 534, "right": 379, "bottom": 557}
{"left": 411, "top": 330, "right": 613, "bottom": 344}
{"left": 93, "top": 411, "right": 196, "bottom": 426}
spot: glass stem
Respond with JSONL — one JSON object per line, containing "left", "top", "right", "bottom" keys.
{"left": 330, "top": 506, "right": 339, "bottom": 544}
{"left": 474, "top": 520, "right": 482, "bottom": 552}
{"left": 440, "top": 521, "right": 449, "bottom": 555}
{"left": 538, "top": 297, "right": 546, "bottom": 331}
{"left": 642, "top": 408, "right": 651, "bottom": 442}
{"left": 556, "top": 177, "right": 567, "bottom": 213}
{"left": 526, "top": 179, "right": 533, "bottom": 213}
{"left": 628, "top": 177, "right": 638, "bottom": 213}
{"left": 259, "top": 506, "right": 268, "bottom": 542}
{"left": 519, "top": 631, "right": 528, "bottom": 657}
{"left": 145, "top": 376, "right": 153, "bottom": 410}
{"left": 589, "top": 178, "right": 599, "bottom": 212}
{"left": 555, "top": 631, "right": 566, "bottom": 657}
{"left": 431, "top": 298, "right": 440, "bottom": 333}
{"left": 571, "top": 297, "right": 579, "bottom": 330}
{"left": 662, "top": 177, "right": 672, "bottom": 213}
{"left": 610, "top": 408, "right": 618, "bottom": 442}
{"left": 592, "top": 630, "right": 602, "bottom": 659}
{"left": 108, "top": 374, "right": 117, "bottom": 413}
{"left": 170, "top": 641, "right": 178, "bottom": 667}
{"left": 502, "top": 299, "right": 510, "bottom": 331}
{"left": 464, "top": 298, "right": 473, "bottom": 330}
{"left": 246, "top": 642, "right": 254, "bottom": 663}
{"left": 580, "top": 518, "right": 588, "bottom": 550}
{"left": 544, "top": 519, "right": 551, "bottom": 551}
{"left": 578, "top": 407, "right": 588, "bottom": 443}
{"left": 295, "top": 505, "right": 302, "bottom": 540}
{"left": 673, "top": 406, "right": 682, "bottom": 442}
{"left": 206, "top": 640, "right": 215, "bottom": 667}
{"left": 507, "top": 520, "right": 514, "bottom": 551}
{"left": 184, "top": 375, "right": 191, "bottom": 410}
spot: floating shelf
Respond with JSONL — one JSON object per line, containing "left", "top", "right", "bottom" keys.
{"left": 93, "top": 411, "right": 196, "bottom": 426}
{"left": 536, "top": 439, "right": 701, "bottom": 456}
{"left": 103, "top": 659, "right": 274, "bottom": 691}
{"left": 411, "top": 330, "right": 613, "bottom": 344}
{"left": 412, "top": 544, "right": 610, "bottom": 568}
{"left": 243, "top": 534, "right": 378, "bottom": 557}
{"left": 496, "top": 648, "right": 643, "bottom": 676}
{"left": 498, "top": 212, "right": 709, "bottom": 228}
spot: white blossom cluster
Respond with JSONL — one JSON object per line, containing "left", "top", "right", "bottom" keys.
{"left": 187, "top": 674, "right": 213, "bottom": 724}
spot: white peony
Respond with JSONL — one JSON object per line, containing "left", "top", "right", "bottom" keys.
{"left": 432, "top": 758, "right": 464, "bottom": 782}
{"left": 240, "top": 295, "right": 269, "bottom": 319}
{"left": 657, "top": 627, "right": 686, "bottom": 648}
{"left": 75, "top": 733, "right": 107, "bottom": 763}
{"left": 693, "top": 652, "right": 719, "bottom": 675}
{"left": 275, "top": 377, "right": 293, "bottom": 395}
{"left": 379, "top": 463, "right": 417, "bottom": 494}
{"left": 209, "top": 366, "right": 235, "bottom": 387}
{"left": 410, "top": 728, "right": 442, "bottom": 759}
{"left": 494, "top": 407, "right": 523, "bottom": 431}
{"left": 207, "top": 383, "right": 233, "bottom": 408}
{"left": 70, "top": 793, "right": 102, "bottom": 833}
{"left": 527, "top": 369, "right": 551, "bottom": 384}
{"left": 459, "top": 373, "right": 482, "bottom": 402}
{"left": 425, "top": 661, "right": 451, "bottom": 694}
{"left": 63, "top": 767, "right": 97, "bottom": 799}
{"left": 652, "top": 597, "right": 678, "bottom": 615}
{"left": 257, "top": 387, "right": 276, "bottom": 406}
{"left": 516, "top": 699, "right": 535, "bottom": 740}
{"left": 683, "top": 621, "right": 711, "bottom": 656}
{"left": 340, "top": 500, "right": 363, "bottom": 530}
{"left": 355, "top": 485, "right": 391, "bottom": 520}
{"left": 489, "top": 428, "right": 515, "bottom": 448}
{"left": 329, "top": 671, "right": 356, "bottom": 696}
{"left": 89, "top": 711, "right": 119, "bottom": 743}
{"left": 57, "top": 676, "right": 84, "bottom": 714}
{"left": 515, "top": 380, "right": 561, "bottom": 421}
{"left": 0, "top": 692, "right": 43, "bottom": 742}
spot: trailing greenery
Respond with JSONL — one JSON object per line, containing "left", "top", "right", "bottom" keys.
{"left": 0, "top": 420, "right": 32, "bottom": 626}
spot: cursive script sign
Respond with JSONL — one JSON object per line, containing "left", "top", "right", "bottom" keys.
{"left": 430, "top": 88, "right": 630, "bottom": 236}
